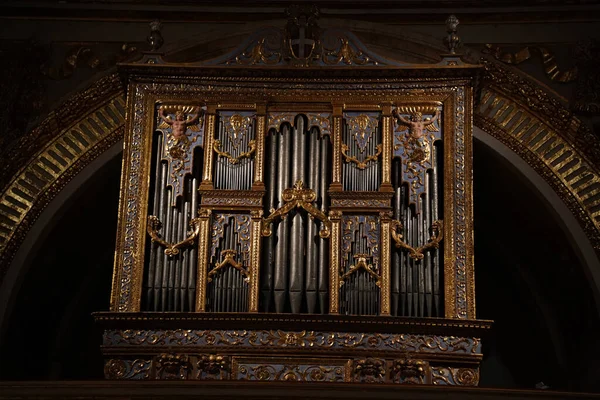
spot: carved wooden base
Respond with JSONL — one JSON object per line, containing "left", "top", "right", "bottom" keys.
{"left": 96, "top": 313, "right": 491, "bottom": 386}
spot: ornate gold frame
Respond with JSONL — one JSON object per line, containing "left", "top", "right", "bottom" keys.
{"left": 108, "top": 67, "right": 476, "bottom": 320}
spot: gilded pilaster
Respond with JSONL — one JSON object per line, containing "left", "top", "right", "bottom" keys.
{"left": 329, "top": 210, "right": 342, "bottom": 314}
{"left": 379, "top": 211, "right": 392, "bottom": 316}
{"left": 330, "top": 105, "right": 343, "bottom": 192}
{"left": 380, "top": 104, "right": 393, "bottom": 192}
{"left": 195, "top": 208, "right": 212, "bottom": 312}
{"left": 253, "top": 105, "right": 267, "bottom": 190}
{"left": 249, "top": 210, "right": 263, "bottom": 312}
{"left": 443, "top": 95, "right": 456, "bottom": 319}
{"left": 465, "top": 85, "right": 476, "bottom": 319}
{"left": 200, "top": 105, "right": 217, "bottom": 190}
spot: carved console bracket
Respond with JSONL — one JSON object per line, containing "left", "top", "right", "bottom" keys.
{"left": 341, "top": 143, "right": 382, "bottom": 169}
{"left": 340, "top": 253, "right": 381, "bottom": 287}
{"left": 390, "top": 219, "right": 444, "bottom": 260}
{"left": 261, "top": 180, "right": 332, "bottom": 238}
{"left": 147, "top": 215, "right": 201, "bottom": 256}
{"left": 213, "top": 139, "right": 256, "bottom": 164}
{"left": 208, "top": 249, "right": 250, "bottom": 283}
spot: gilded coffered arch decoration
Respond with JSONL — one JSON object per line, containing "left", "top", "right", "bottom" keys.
{"left": 0, "top": 51, "right": 599, "bottom": 313}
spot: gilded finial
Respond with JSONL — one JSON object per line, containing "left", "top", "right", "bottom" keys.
{"left": 147, "top": 20, "right": 164, "bottom": 51}
{"left": 444, "top": 15, "right": 460, "bottom": 54}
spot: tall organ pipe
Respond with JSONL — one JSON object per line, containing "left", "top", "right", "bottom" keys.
{"left": 261, "top": 131, "right": 279, "bottom": 311}
{"left": 317, "top": 133, "right": 329, "bottom": 313}
{"left": 305, "top": 125, "right": 319, "bottom": 313}
{"left": 147, "top": 132, "right": 163, "bottom": 309}
{"left": 188, "top": 177, "right": 198, "bottom": 310}
{"left": 274, "top": 125, "right": 291, "bottom": 313}
{"left": 391, "top": 159, "right": 401, "bottom": 316}
{"left": 289, "top": 117, "right": 306, "bottom": 313}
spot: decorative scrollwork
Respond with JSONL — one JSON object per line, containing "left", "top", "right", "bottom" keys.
{"left": 208, "top": 249, "right": 250, "bottom": 283}
{"left": 147, "top": 215, "right": 201, "bottom": 256}
{"left": 341, "top": 143, "right": 382, "bottom": 170}
{"left": 340, "top": 254, "right": 381, "bottom": 287}
{"left": 233, "top": 38, "right": 282, "bottom": 66}
{"left": 261, "top": 180, "right": 332, "bottom": 238}
{"left": 390, "top": 220, "right": 443, "bottom": 260}
{"left": 323, "top": 38, "right": 375, "bottom": 66}
{"left": 213, "top": 139, "right": 256, "bottom": 164}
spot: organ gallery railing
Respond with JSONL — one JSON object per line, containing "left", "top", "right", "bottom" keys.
{"left": 99, "top": 10, "right": 489, "bottom": 386}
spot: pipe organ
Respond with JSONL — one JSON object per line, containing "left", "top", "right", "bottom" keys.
{"left": 98, "top": 14, "right": 491, "bottom": 386}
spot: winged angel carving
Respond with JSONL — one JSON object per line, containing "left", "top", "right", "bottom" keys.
{"left": 392, "top": 108, "right": 440, "bottom": 163}
{"left": 158, "top": 106, "right": 202, "bottom": 160}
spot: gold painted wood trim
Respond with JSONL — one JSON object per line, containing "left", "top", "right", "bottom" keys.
{"left": 329, "top": 211, "right": 342, "bottom": 314}
{"left": 380, "top": 104, "right": 393, "bottom": 191}
{"left": 464, "top": 85, "right": 476, "bottom": 319}
{"left": 443, "top": 94, "right": 457, "bottom": 319}
{"left": 249, "top": 212, "right": 263, "bottom": 312}
{"left": 195, "top": 209, "right": 212, "bottom": 312}
{"left": 477, "top": 86, "right": 600, "bottom": 252}
{"left": 200, "top": 109, "right": 217, "bottom": 190}
{"left": 331, "top": 106, "right": 343, "bottom": 191}
{"left": 111, "top": 91, "right": 155, "bottom": 312}
{"left": 253, "top": 112, "right": 266, "bottom": 189}
{"left": 379, "top": 213, "right": 391, "bottom": 316}
{"left": 0, "top": 93, "right": 126, "bottom": 277}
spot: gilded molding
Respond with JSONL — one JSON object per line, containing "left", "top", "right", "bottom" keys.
{"left": 476, "top": 85, "right": 600, "bottom": 252}
{"left": 254, "top": 114, "right": 266, "bottom": 187}
{"left": 104, "top": 329, "right": 482, "bottom": 355}
{"left": 233, "top": 358, "right": 347, "bottom": 382}
{"left": 200, "top": 112, "right": 217, "bottom": 189}
{"left": 331, "top": 114, "right": 343, "bottom": 189}
{"left": 381, "top": 115, "right": 392, "bottom": 187}
{"left": 195, "top": 209, "right": 212, "bottom": 312}
{"left": 379, "top": 215, "right": 391, "bottom": 316}
{"left": 249, "top": 214, "right": 262, "bottom": 312}
{"left": 329, "top": 211, "right": 342, "bottom": 314}
{"left": 431, "top": 366, "right": 479, "bottom": 386}
{"left": 0, "top": 83, "right": 126, "bottom": 282}
{"left": 104, "top": 359, "right": 151, "bottom": 380}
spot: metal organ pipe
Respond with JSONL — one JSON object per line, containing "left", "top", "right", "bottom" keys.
{"left": 289, "top": 117, "right": 306, "bottom": 313}
{"left": 274, "top": 124, "right": 291, "bottom": 313}
{"left": 188, "top": 177, "right": 198, "bottom": 310}
{"left": 147, "top": 132, "right": 163, "bottom": 309}
{"left": 305, "top": 126, "right": 319, "bottom": 313}
{"left": 318, "top": 132, "right": 329, "bottom": 313}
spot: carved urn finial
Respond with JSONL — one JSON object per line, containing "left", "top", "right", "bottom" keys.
{"left": 147, "top": 20, "right": 164, "bottom": 51}
{"left": 444, "top": 15, "right": 460, "bottom": 54}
